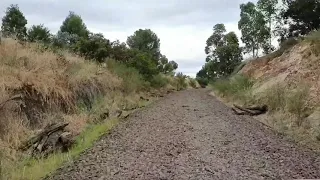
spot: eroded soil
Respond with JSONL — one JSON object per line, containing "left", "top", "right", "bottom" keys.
{"left": 46, "top": 89, "right": 320, "bottom": 180}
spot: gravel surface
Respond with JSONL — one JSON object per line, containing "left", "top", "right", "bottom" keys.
{"left": 47, "top": 89, "right": 320, "bottom": 180}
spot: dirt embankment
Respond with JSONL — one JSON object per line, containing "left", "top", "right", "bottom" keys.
{"left": 238, "top": 41, "right": 320, "bottom": 145}
{"left": 47, "top": 89, "right": 320, "bottom": 180}
{"left": 241, "top": 43, "right": 320, "bottom": 105}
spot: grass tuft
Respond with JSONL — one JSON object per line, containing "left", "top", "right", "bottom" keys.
{"left": 261, "top": 83, "right": 287, "bottom": 112}
{"left": 212, "top": 75, "right": 254, "bottom": 104}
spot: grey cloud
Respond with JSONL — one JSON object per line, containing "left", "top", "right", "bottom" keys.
{"left": 175, "top": 59, "right": 204, "bottom": 75}
{"left": 1, "top": 0, "right": 247, "bottom": 30}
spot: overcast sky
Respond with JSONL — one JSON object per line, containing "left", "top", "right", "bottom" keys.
{"left": 0, "top": 0, "right": 254, "bottom": 77}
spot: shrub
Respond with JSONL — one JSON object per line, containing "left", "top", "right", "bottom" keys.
{"left": 213, "top": 78, "right": 233, "bottom": 96}
{"left": 261, "top": 83, "right": 287, "bottom": 112}
{"left": 189, "top": 79, "right": 197, "bottom": 88}
{"left": 127, "top": 51, "right": 159, "bottom": 81}
{"left": 106, "top": 59, "right": 146, "bottom": 93}
{"left": 286, "top": 86, "right": 309, "bottom": 126}
{"left": 27, "top": 24, "right": 52, "bottom": 44}
{"left": 74, "top": 33, "right": 111, "bottom": 63}
{"left": 212, "top": 75, "right": 254, "bottom": 104}
{"left": 196, "top": 77, "right": 209, "bottom": 88}
{"left": 213, "top": 75, "right": 254, "bottom": 97}
{"left": 175, "top": 72, "right": 187, "bottom": 90}
{"left": 150, "top": 74, "right": 169, "bottom": 89}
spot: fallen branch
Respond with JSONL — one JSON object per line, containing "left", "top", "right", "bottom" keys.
{"left": 20, "top": 123, "right": 74, "bottom": 156}
{"left": 21, "top": 123, "right": 69, "bottom": 149}
{"left": 232, "top": 104, "right": 268, "bottom": 116}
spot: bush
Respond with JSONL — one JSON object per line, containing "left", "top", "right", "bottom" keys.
{"left": 127, "top": 50, "right": 158, "bottom": 81}
{"left": 74, "top": 33, "right": 111, "bottom": 63}
{"left": 261, "top": 83, "right": 287, "bottom": 112}
{"left": 150, "top": 74, "right": 169, "bottom": 89}
{"left": 189, "top": 79, "right": 197, "bottom": 88}
{"left": 175, "top": 72, "right": 187, "bottom": 90}
{"left": 106, "top": 59, "right": 146, "bottom": 93}
{"left": 213, "top": 75, "right": 254, "bottom": 97}
{"left": 196, "top": 77, "right": 209, "bottom": 88}
{"left": 27, "top": 24, "right": 52, "bottom": 43}
{"left": 261, "top": 83, "right": 310, "bottom": 122}
{"left": 286, "top": 86, "right": 309, "bottom": 126}
{"left": 212, "top": 75, "right": 254, "bottom": 104}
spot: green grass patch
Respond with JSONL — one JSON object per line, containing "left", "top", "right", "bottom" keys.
{"left": 6, "top": 119, "right": 119, "bottom": 180}
{"left": 212, "top": 75, "right": 254, "bottom": 104}
{"left": 106, "top": 59, "right": 147, "bottom": 93}
{"left": 150, "top": 74, "right": 169, "bottom": 89}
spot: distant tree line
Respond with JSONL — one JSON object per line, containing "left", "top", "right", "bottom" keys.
{"left": 0, "top": 4, "right": 179, "bottom": 81}
{"left": 196, "top": 0, "right": 320, "bottom": 86}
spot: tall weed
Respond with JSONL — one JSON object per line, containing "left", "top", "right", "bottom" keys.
{"left": 286, "top": 86, "right": 310, "bottom": 126}
{"left": 261, "top": 83, "right": 287, "bottom": 111}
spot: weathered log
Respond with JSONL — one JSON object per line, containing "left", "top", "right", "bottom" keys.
{"left": 232, "top": 104, "right": 268, "bottom": 116}
{"left": 20, "top": 122, "right": 69, "bottom": 150}
{"left": 231, "top": 107, "right": 247, "bottom": 115}
{"left": 245, "top": 105, "right": 268, "bottom": 112}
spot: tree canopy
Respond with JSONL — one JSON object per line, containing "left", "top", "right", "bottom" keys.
{"left": 57, "top": 11, "right": 89, "bottom": 46}
{"left": 282, "top": 0, "right": 320, "bottom": 38}
{"left": 127, "top": 29, "right": 161, "bottom": 62}
{"left": 1, "top": 4, "right": 27, "bottom": 40}
{"left": 239, "top": 2, "right": 270, "bottom": 57}
{"left": 27, "top": 24, "right": 51, "bottom": 43}
{"left": 204, "top": 24, "right": 242, "bottom": 78}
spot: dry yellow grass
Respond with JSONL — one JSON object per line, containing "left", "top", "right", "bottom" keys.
{"left": 0, "top": 38, "right": 122, "bottom": 159}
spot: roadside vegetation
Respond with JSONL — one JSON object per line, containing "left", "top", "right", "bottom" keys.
{"left": 0, "top": 4, "right": 199, "bottom": 180}
{"left": 211, "top": 32, "right": 320, "bottom": 150}
{"left": 197, "top": 0, "right": 320, "bottom": 151}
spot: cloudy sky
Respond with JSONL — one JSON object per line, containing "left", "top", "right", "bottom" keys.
{"left": 0, "top": 0, "right": 254, "bottom": 77}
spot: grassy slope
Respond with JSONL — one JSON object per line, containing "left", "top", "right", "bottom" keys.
{"left": 211, "top": 34, "right": 320, "bottom": 151}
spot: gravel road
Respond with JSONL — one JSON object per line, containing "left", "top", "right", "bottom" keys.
{"left": 47, "top": 89, "right": 320, "bottom": 180}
